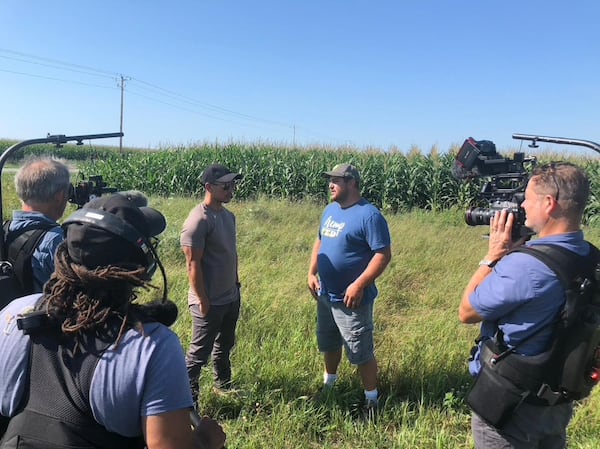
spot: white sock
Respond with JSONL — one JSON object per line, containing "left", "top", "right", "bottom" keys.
{"left": 364, "top": 388, "right": 378, "bottom": 402}
{"left": 323, "top": 373, "right": 338, "bottom": 386}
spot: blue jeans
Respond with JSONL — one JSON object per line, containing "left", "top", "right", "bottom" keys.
{"left": 472, "top": 401, "right": 573, "bottom": 449}
{"left": 316, "top": 295, "right": 374, "bottom": 365}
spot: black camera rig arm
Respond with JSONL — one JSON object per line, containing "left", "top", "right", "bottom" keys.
{"left": 513, "top": 133, "right": 600, "bottom": 155}
{"left": 0, "top": 132, "right": 123, "bottom": 247}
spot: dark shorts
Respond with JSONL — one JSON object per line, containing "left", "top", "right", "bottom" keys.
{"left": 316, "top": 295, "right": 374, "bottom": 365}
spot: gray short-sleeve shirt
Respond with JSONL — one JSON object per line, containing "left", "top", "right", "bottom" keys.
{"left": 180, "top": 203, "right": 238, "bottom": 306}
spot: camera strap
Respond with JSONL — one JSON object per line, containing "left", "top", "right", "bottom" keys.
{"left": 485, "top": 243, "right": 595, "bottom": 364}
{"left": 489, "top": 321, "right": 556, "bottom": 366}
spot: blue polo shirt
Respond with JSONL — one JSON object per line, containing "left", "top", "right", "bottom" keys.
{"left": 468, "top": 231, "right": 590, "bottom": 376}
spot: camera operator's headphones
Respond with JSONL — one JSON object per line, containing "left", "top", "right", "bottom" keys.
{"left": 62, "top": 208, "right": 167, "bottom": 300}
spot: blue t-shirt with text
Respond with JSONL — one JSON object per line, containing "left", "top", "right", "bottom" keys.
{"left": 317, "top": 198, "right": 391, "bottom": 303}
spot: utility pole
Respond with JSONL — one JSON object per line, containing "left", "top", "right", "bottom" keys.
{"left": 118, "top": 75, "right": 128, "bottom": 153}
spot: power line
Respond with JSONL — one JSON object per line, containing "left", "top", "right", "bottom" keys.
{"left": 0, "top": 54, "right": 115, "bottom": 80}
{"left": 0, "top": 48, "right": 117, "bottom": 77}
{"left": 129, "top": 78, "right": 293, "bottom": 129}
{"left": 1, "top": 64, "right": 282, "bottom": 131}
{"left": 0, "top": 68, "right": 117, "bottom": 90}
{"left": 0, "top": 47, "right": 292, "bottom": 130}
{"left": 0, "top": 47, "right": 339, "bottom": 144}
{"left": 125, "top": 89, "right": 280, "bottom": 131}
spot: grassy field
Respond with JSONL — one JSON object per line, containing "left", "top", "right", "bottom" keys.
{"left": 141, "top": 195, "right": 600, "bottom": 449}
{"left": 2, "top": 165, "right": 600, "bottom": 447}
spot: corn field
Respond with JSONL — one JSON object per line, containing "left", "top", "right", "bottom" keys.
{"left": 1, "top": 139, "right": 599, "bottom": 223}
{"left": 71, "top": 144, "right": 473, "bottom": 211}
{"left": 73, "top": 143, "right": 599, "bottom": 223}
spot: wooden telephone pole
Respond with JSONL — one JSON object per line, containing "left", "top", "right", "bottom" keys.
{"left": 118, "top": 75, "right": 128, "bottom": 153}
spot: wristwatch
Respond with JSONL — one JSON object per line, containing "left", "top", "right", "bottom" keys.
{"left": 478, "top": 259, "right": 498, "bottom": 268}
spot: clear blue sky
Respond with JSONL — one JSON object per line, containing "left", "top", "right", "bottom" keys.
{"left": 2, "top": 1, "right": 599, "bottom": 155}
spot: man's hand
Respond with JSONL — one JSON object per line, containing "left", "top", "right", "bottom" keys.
{"left": 486, "top": 210, "right": 525, "bottom": 262}
{"left": 459, "top": 209, "right": 525, "bottom": 324}
{"left": 193, "top": 416, "right": 226, "bottom": 449}
{"left": 198, "top": 300, "right": 211, "bottom": 317}
{"left": 342, "top": 248, "right": 390, "bottom": 309}
{"left": 307, "top": 273, "right": 320, "bottom": 300}
{"left": 343, "top": 282, "right": 364, "bottom": 309}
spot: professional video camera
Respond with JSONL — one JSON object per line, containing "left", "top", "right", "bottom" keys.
{"left": 453, "top": 137, "right": 537, "bottom": 240}
{"left": 454, "top": 133, "right": 600, "bottom": 240}
{"left": 69, "top": 175, "right": 117, "bottom": 208}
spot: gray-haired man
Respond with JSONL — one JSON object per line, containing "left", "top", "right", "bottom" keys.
{"left": 6, "top": 157, "right": 71, "bottom": 292}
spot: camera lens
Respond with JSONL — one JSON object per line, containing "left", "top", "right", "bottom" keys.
{"left": 465, "top": 207, "right": 495, "bottom": 226}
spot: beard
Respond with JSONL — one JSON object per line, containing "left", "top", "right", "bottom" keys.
{"left": 331, "top": 188, "right": 348, "bottom": 203}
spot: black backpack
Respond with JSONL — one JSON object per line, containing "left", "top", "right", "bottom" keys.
{"left": 0, "top": 221, "right": 55, "bottom": 310}
{"left": 488, "top": 243, "right": 600, "bottom": 404}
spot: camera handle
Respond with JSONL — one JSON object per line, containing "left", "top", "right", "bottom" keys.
{"left": 0, "top": 132, "right": 123, "bottom": 259}
{"left": 513, "top": 133, "right": 600, "bottom": 155}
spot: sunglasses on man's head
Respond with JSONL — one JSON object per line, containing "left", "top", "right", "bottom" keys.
{"left": 537, "top": 162, "right": 562, "bottom": 201}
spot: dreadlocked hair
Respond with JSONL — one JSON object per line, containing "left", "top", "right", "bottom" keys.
{"left": 41, "top": 244, "right": 157, "bottom": 349}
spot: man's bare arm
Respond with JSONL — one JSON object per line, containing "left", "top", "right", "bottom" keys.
{"left": 307, "top": 238, "right": 321, "bottom": 300}
{"left": 344, "top": 246, "right": 392, "bottom": 308}
{"left": 183, "top": 246, "right": 210, "bottom": 316}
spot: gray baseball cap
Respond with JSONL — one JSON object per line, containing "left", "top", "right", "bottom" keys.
{"left": 322, "top": 163, "right": 360, "bottom": 182}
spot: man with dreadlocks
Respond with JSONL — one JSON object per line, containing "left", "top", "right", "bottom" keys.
{"left": 0, "top": 193, "right": 226, "bottom": 449}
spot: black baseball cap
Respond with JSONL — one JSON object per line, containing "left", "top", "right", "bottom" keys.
{"left": 63, "top": 193, "right": 166, "bottom": 269}
{"left": 201, "top": 163, "right": 243, "bottom": 184}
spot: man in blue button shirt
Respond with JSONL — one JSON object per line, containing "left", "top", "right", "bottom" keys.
{"left": 8, "top": 158, "right": 71, "bottom": 291}
{"left": 459, "top": 162, "right": 591, "bottom": 448}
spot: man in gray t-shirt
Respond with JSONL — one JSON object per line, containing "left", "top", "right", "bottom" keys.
{"left": 180, "top": 163, "right": 243, "bottom": 406}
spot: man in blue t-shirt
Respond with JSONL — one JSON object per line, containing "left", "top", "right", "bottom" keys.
{"left": 459, "top": 162, "right": 592, "bottom": 448}
{"left": 307, "top": 163, "right": 391, "bottom": 418}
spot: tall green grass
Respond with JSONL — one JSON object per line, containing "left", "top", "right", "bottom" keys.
{"left": 1, "top": 142, "right": 600, "bottom": 447}
{"left": 147, "top": 196, "right": 600, "bottom": 449}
